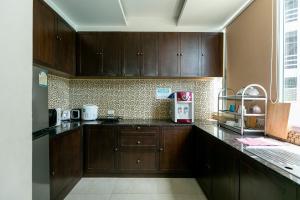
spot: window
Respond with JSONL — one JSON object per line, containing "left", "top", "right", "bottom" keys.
{"left": 280, "top": 0, "right": 300, "bottom": 102}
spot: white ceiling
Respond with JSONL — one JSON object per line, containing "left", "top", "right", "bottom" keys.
{"left": 44, "top": 0, "right": 254, "bottom": 31}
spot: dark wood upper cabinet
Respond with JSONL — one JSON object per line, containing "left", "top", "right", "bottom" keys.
{"left": 33, "top": 0, "right": 76, "bottom": 76}
{"left": 159, "top": 126, "right": 192, "bottom": 172}
{"left": 201, "top": 33, "right": 223, "bottom": 77}
{"left": 99, "top": 32, "right": 122, "bottom": 76}
{"left": 123, "top": 32, "right": 141, "bottom": 76}
{"left": 50, "top": 129, "right": 82, "bottom": 200}
{"left": 56, "top": 17, "right": 76, "bottom": 75}
{"left": 140, "top": 33, "right": 159, "bottom": 77}
{"left": 33, "top": 0, "right": 56, "bottom": 68}
{"left": 158, "top": 32, "right": 180, "bottom": 77}
{"left": 180, "top": 32, "right": 201, "bottom": 77}
{"left": 77, "top": 33, "right": 99, "bottom": 76}
{"left": 84, "top": 126, "right": 117, "bottom": 175}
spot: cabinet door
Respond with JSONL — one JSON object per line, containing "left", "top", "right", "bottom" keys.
{"left": 211, "top": 143, "right": 238, "bottom": 200}
{"left": 141, "top": 33, "right": 159, "bottom": 77}
{"left": 123, "top": 32, "right": 141, "bottom": 76}
{"left": 33, "top": 0, "right": 56, "bottom": 68}
{"left": 50, "top": 129, "right": 82, "bottom": 200}
{"left": 240, "top": 158, "right": 297, "bottom": 200}
{"left": 201, "top": 33, "right": 223, "bottom": 77}
{"left": 180, "top": 33, "right": 200, "bottom": 77}
{"left": 56, "top": 17, "right": 75, "bottom": 75}
{"left": 99, "top": 32, "right": 122, "bottom": 76}
{"left": 159, "top": 126, "right": 192, "bottom": 172}
{"left": 84, "top": 126, "right": 117, "bottom": 174}
{"left": 77, "top": 33, "right": 100, "bottom": 76}
{"left": 194, "top": 132, "right": 213, "bottom": 199}
{"left": 119, "top": 150, "right": 157, "bottom": 171}
{"left": 158, "top": 33, "right": 180, "bottom": 77}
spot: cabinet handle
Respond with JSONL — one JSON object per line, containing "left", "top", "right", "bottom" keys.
{"left": 136, "top": 126, "right": 141, "bottom": 130}
{"left": 140, "top": 52, "right": 144, "bottom": 56}
{"left": 202, "top": 53, "right": 204, "bottom": 56}
{"left": 137, "top": 52, "right": 140, "bottom": 56}
{"left": 176, "top": 53, "right": 179, "bottom": 56}
{"left": 137, "top": 141, "right": 141, "bottom": 144}
{"left": 51, "top": 171, "right": 55, "bottom": 176}
{"left": 136, "top": 159, "right": 141, "bottom": 164}
{"left": 114, "top": 147, "right": 119, "bottom": 152}
{"left": 180, "top": 53, "right": 183, "bottom": 56}
{"left": 159, "top": 148, "right": 164, "bottom": 151}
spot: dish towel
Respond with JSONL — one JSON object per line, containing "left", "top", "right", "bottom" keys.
{"left": 236, "top": 137, "right": 283, "bottom": 146}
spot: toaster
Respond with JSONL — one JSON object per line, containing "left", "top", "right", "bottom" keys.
{"left": 71, "top": 109, "right": 81, "bottom": 121}
{"left": 61, "top": 110, "right": 71, "bottom": 121}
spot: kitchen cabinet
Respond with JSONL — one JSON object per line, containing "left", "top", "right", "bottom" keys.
{"left": 123, "top": 32, "right": 141, "bottom": 76}
{"left": 123, "top": 33, "right": 158, "bottom": 77}
{"left": 50, "top": 128, "right": 82, "bottom": 200}
{"left": 140, "top": 33, "right": 159, "bottom": 76}
{"left": 201, "top": 33, "right": 223, "bottom": 77}
{"left": 84, "top": 125, "right": 118, "bottom": 175}
{"left": 77, "top": 32, "right": 122, "bottom": 76}
{"left": 33, "top": 0, "right": 56, "bottom": 68}
{"left": 33, "top": 0, "right": 76, "bottom": 76}
{"left": 55, "top": 17, "right": 76, "bottom": 75}
{"left": 118, "top": 126, "right": 159, "bottom": 172}
{"left": 76, "top": 32, "right": 222, "bottom": 78}
{"left": 76, "top": 33, "right": 99, "bottom": 76}
{"left": 211, "top": 142, "right": 238, "bottom": 200}
{"left": 239, "top": 157, "right": 297, "bottom": 200}
{"left": 158, "top": 33, "right": 180, "bottom": 77}
{"left": 180, "top": 32, "right": 201, "bottom": 77}
{"left": 100, "top": 32, "right": 122, "bottom": 76}
{"left": 159, "top": 126, "right": 192, "bottom": 173}
{"left": 193, "top": 129, "right": 213, "bottom": 199}
{"left": 193, "top": 128, "right": 238, "bottom": 200}
{"left": 158, "top": 32, "right": 202, "bottom": 77}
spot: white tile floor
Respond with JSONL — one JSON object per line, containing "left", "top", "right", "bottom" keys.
{"left": 65, "top": 178, "right": 207, "bottom": 200}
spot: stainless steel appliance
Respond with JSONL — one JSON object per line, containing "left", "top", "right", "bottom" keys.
{"left": 32, "top": 66, "right": 50, "bottom": 200}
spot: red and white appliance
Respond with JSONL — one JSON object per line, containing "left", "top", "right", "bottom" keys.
{"left": 169, "top": 91, "right": 194, "bottom": 124}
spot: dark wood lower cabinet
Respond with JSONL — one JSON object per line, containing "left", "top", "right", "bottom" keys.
{"left": 50, "top": 128, "right": 82, "bottom": 200}
{"left": 119, "top": 150, "right": 158, "bottom": 171}
{"left": 159, "top": 126, "right": 192, "bottom": 173}
{"left": 211, "top": 142, "right": 238, "bottom": 200}
{"left": 84, "top": 125, "right": 117, "bottom": 175}
{"left": 240, "top": 157, "right": 297, "bottom": 200}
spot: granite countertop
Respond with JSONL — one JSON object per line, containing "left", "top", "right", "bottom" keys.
{"left": 32, "top": 119, "right": 300, "bottom": 185}
{"left": 194, "top": 122, "right": 300, "bottom": 185}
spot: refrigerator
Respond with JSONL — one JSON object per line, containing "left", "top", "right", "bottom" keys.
{"left": 32, "top": 66, "right": 50, "bottom": 200}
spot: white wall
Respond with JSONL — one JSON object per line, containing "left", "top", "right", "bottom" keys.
{"left": 0, "top": 0, "right": 32, "bottom": 199}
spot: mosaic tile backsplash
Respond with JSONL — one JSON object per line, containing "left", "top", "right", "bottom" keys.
{"left": 48, "top": 75, "right": 222, "bottom": 120}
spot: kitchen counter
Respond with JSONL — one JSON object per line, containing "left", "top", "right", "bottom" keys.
{"left": 33, "top": 119, "right": 300, "bottom": 185}
{"left": 193, "top": 122, "right": 300, "bottom": 185}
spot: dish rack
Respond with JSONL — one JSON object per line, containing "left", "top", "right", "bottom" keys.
{"left": 217, "top": 84, "right": 268, "bottom": 135}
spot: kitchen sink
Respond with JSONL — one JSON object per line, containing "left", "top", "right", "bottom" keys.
{"left": 245, "top": 146, "right": 300, "bottom": 178}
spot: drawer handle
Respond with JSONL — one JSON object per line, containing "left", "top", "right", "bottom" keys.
{"left": 159, "top": 148, "right": 164, "bottom": 152}
{"left": 137, "top": 141, "right": 141, "bottom": 145}
{"left": 114, "top": 147, "right": 119, "bottom": 152}
{"left": 136, "top": 126, "right": 141, "bottom": 130}
{"left": 136, "top": 159, "right": 141, "bottom": 164}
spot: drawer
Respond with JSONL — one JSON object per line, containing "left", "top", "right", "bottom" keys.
{"left": 119, "top": 151, "right": 157, "bottom": 171}
{"left": 119, "top": 126, "right": 159, "bottom": 134}
{"left": 120, "top": 135, "right": 158, "bottom": 148}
